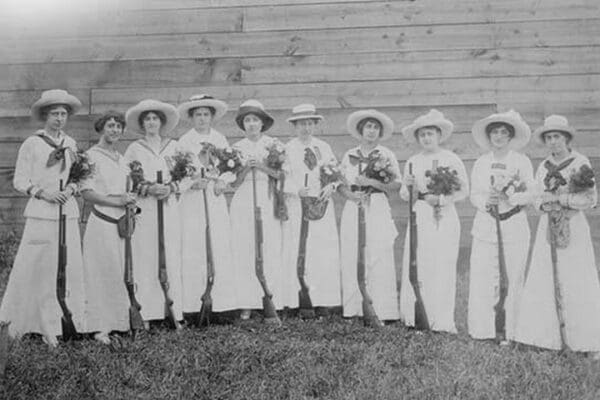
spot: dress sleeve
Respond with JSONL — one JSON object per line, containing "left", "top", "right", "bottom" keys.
{"left": 13, "top": 137, "right": 37, "bottom": 196}
{"left": 469, "top": 157, "right": 489, "bottom": 212}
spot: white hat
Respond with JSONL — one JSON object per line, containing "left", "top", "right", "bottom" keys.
{"left": 471, "top": 109, "right": 531, "bottom": 151}
{"left": 346, "top": 109, "right": 394, "bottom": 141}
{"left": 533, "top": 114, "right": 576, "bottom": 143}
{"left": 235, "top": 99, "right": 274, "bottom": 132}
{"left": 402, "top": 109, "right": 454, "bottom": 144}
{"left": 125, "top": 99, "right": 179, "bottom": 135}
{"left": 31, "top": 89, "right": 82, "bottom": 121}
{"left": 177, "top": 94, "right": 228, "bottom": 121}
{"left": 287, "top": 103, "right": 324, "bottom": 123}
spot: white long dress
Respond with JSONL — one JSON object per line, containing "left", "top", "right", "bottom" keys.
{"left": 0, "top": 130, "right": 85, "bottom": 338}
{"left": 177, "top": 128, "right": 237, "bottom": 313}
{"left": 123, "top": 139, "right": 183, "bottom": 322}
{"left": 230, "top": 135, "right": 285, "bottom": 310}
{"left": 340, "top": 145, "right": 401, "bottom": 320}
{"left": 468, "top": 150, "right": 534, "bottom": 340}
{"left": 281, "top": 136, "right": 342, "bottom": 309}
{"left": 80, "top": 146, "right": 130, "bottom": 334}
{"left": 399, "top": 149, "right": 468, "bottom": 333}
{"left": 514, "top": 150, "right": 600, "bottom": 351}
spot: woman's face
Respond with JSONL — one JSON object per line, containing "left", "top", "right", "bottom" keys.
{"left": 45, "top": 105, "right": 69, "bottom": 131}
{"left": 101, "top": 118, "right": 124, "bottom": 145}
{"left": 192, "top": 107, "right": 213, "bottom": 132}
{"left": 243, "top": 113, "right": 263, "bottom": 139}
{"left": 416, "top": 126, "right": 441, "bottom": 151}
{"left": 361, "top": 120, "right": 381, "bottom": 143}
{"left": 143, "top": 112, "right": 162, "bottom": 135}
{"left": 294, "top": 118, "right": 318, "bottom": 139}
{"left": 488, "top": 125, "right": 512, "bottom": 150}
{"left": 543, "top": 130, "right": 569, "bottom": 155}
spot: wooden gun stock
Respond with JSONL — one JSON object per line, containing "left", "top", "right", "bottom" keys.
{"left": 549, "top": 211, "right": 568, "bottom": 351}
{"left": 197, "top": 168, "right": 215, "bottom": 327}
{"left": 124, "top": 177, "right": 144, "bottom": 336}
{"left": 297, "top": 173, "right": 315, "bottom": 319}
{"left": 490, "top": 176, "right": 508, "bottom": 342}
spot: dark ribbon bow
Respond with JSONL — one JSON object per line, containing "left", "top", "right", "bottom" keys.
{"left": 543, "top": 157, "right": 575, "bottom": 192}
{"left": 37, "top": 133, "right": 70, "bottom": 172}
{"left": 304, "top": 147, "right": 318, "bottom": 170}
{"left": 348, "top": 149, "right": 379, "bottom": 168}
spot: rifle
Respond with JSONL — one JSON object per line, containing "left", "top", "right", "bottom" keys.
{"left": 124, "top": 177, "right": 145, "bottom": 337}
{"left": 56, "top": 179, "right": 77, "bottom": 340}
{"left": 251, "top": 167, "right": 281, "bottom": 325}
{"left": 408, "top": 163, "right": 429, "bottom": 330}
{"left": 297, "top": 173, "right": 315, "bottom": 319}
{"left": 196, "top": 168, "right": 215, "bottom": 327}
{"left": 549, "top": 210, "right": 568, "bottom": 351}
{"left": 156, "top": 171, "right": 182, "bottom": 330}
{"left": 356, "top": 162, "right": 383, "bottom": 328}
{"left": 490, "top": 176, "right": 508, "bottom": 342}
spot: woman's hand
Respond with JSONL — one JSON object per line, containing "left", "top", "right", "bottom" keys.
{"left": 148, "top": 183, "right": 171, "bottom": 200}
{"left": 424, "top": 194, "right": 440, "bottom": 207}
{"left": 354, "top": 175, "right": 374, "bottom": 187}
{"left": 213, "top": 179, "right": 227, "bottom": 196}
{"left": 298, "top": 187, "right": 310, "bottom": 197}
{"left": 41, "top": 190, "right": 69, "bottom": 204}
{"left": 318, "top": 184, "right": 336, "bottom": 201}
{"left": 191, "top": 176, "right": 210, "bottom": 191}
{"left": 403, "top": 174, "right": 416, "bottom": 187}
{"left": 117, "top": 192, "right": 137, "bottom": 207}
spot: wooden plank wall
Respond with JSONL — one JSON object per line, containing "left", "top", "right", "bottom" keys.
{"left": 0, "top": 0, "right": 599, "bottom": 254}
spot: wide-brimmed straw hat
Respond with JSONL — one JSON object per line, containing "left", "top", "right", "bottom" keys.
{"left": 402, "top": 109, "right": 454, "bottom": 144}
{"left": 177, "top": 94, "right": 228, "bottom": 121}
{"left": 31, "top": 89, "right": 82, "bottom": 121}
{"left": 235, "top": 99, "right": 274, "bottom": 132}
{"left": 346, "top": 109, "right": 394, "bottom": 141}
{"left": 287, "top": 103, "right": 324, "bottom": 123}
{"left": 125, "top": 99, "right": 179, "bottom": 135}
{"left": 533, "top": 114, "right": 576, "bottom": 143}
{"left": 471, "top": 109, "right": 531, "bottom": 151}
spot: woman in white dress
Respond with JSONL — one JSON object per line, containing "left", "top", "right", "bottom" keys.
{"left": 80, "top": 111, "right": 137, "bottom": 344}
{"left": 340, "top": 109, "right": 401, "bottom": 322}
{"left": 176, "top": 95, "right": 237, "bottom": 320}
{"left": 0, "top": 90, "right": 85, "bottom": 347}
{"left": 468, "top": 110, "right": 534, "bottom": 343}
{"left": 229, "top": 100, "right": 285, "bottom": 318}
{"left": 514, "top": 115, "right": 600, "bottom": 354}
{"left": 399, "top": 109, "right": 469, "bottom": 333}
{"left": 123, "top": 99, "right": 184, "bottom": 328}
{"left": 281, "top": 104, "right": 342, "bottom": 314}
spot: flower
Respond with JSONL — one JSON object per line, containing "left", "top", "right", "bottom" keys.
{"left": 67, "top": 150, "right": 96, "bottom": 185}
{"left": 169, "top": 151, "right": 197, "bottom": 182}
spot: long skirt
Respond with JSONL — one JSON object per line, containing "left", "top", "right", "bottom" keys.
{"left": 0, "top": 217, "right": 85, "bottom": 338}
{"left": 131, "top": 196, "right": 183, "bottom": 322}
{"left": 81, "top": 213, "right": 130, "bottom": 334}
{"left": 514, "top": 212, "right": 600, "bottom": 351}
{"left": 468, "top": 237, "right": 529, "bottom": 340}
{"left": 179, "top": 185, "right": 237, "bottom": 313}
{"left": 282, "top": 196, "right": 341, "bottom": 308}
{"left": 230, "top": 176, "right": 284, "bottom": 310}
{"left": 399, "top": 201, "right": 459, "bottom": 333}
{"left": 341, "top": 193, "right": 399, "bottom": 320}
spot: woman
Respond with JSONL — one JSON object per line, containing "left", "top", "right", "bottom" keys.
{"left": 468, "top": 110, "right": 534, "bottom": 343}
{"left": 80, "top": 111, "right": 137, "bottom": 343}
{"left": 123, "top": 99, "right": 184, "bottom": 327}
{"left": 399, "top": 109, "right": 469, "bottom": 333}
{"left": 281, "top": 103, "right": 342, "bottom": 313}
{"left": 176, "top": 94, "right": 237, "bottom": 318}
{"left": 514, "top": 115, "right": 600, "bottom": 354}
{"left": 230, "top": 99, "right": 285, "bottom": 317}
{"left": 340, "top": 109, "right": 401, "bottom": 322}
{"left": 0, "top": 89, "right": 85, "bottom": 346}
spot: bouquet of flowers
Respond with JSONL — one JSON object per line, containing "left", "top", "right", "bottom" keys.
{"left": 264, "top": 139, "right": 286, "bottom": 172}
{"left": 213, "top": 147, "right": 244, "bottom": 176}
{"left": 169, "top": 151, "right": 197, "bottom": 183}
{"left": 67, "top": 150, "right": 95, "bottom": 185}
{"left": 425, "top": 166, "right": 461, "bottom": 224}
{"left": 568, "top": 164, "right": 595, "bottom": 194}
{"left": 264, "top": 139, "right": 288, "bottom": 220}
{"left": 198, "top": 142, "right": 217, "bottom": 167}
{"left": 320, "top": 161, "right": 345, "bottom": 189}
{"left": 129, "top": 160, "right": 150, "bottom": 195}
{"left": 363, "top": 150, "right": 396, "bottom": 184}
{"left": 491, "top": 173, "right": 527, "bottom": 197}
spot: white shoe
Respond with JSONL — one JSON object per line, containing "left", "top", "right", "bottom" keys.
{"left": 42, "top": 335, "right": 58, "bottom": 348}
{"left": 240, "top": 310, "right": 251, "bottom": 320}
{"left": 94, "top": 332, "right": 111, "bottom": 345}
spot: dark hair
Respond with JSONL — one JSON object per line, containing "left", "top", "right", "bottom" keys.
{"left": 94, "top": 111, "right": 126, "bottom": 133}
{"left": 188, "top": 106, "right": 216, "bottom": 119}
{"left": 40, "top": 104, "right": 72, "bottom": 121}
{"left": 138, "top": 110, "right": 166, "bottom": 130}
{"left": 414, "top": 125, "right": 442, "bottom": 140}
{"left": 357, "top": 117, "right": 383, "bottom": 137}
{"left": 485, "top": 122, "right": 515, "bottom": 140}
{"left": 541, "top": 130, "right": 572, "bottom": 144}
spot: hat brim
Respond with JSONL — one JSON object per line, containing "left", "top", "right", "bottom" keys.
{"left": 125, "top": 100, "right": 179, "bottom": 135}
{"left": 346, "top": 110, "right": 394, "bottom": 141}
{"left": 533, "top": 125, "right": 575, "bottom": 143}
{"left": 472, "top": 115, "right": 531, "bottom": 151}
{"left": 31, "top": 94, "right": 82, "bottom": 121}
{"left": 178, "top": 98, "right": 228, "bottom": 121}
{"left": 235, "top": 106, "right": 274, "bottom": 132}
{"left": 401, "top": 119, "right": 454, "bottom": 144}
{"left": 287, "top": 114, "right": 324, "bottom": 123}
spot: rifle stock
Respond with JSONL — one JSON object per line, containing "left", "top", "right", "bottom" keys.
{"left": 490, "top": 176, "right": 508, "bottom": 342}
{"left": 297, "top": 173, "right": 315, "bottom": 319}
{"left": 549, "top": 211, "right": 568, "bottom": 351}
{"left": 408, "top": 163, "right": 429, "bottom": 330}
{"left": 252, "top": 168, "right": 281, "bottom": 325}
{"left": 56, "top": 179, "right": 77, "bottom": 340}
{"left": 124, "top": 177, "right": 144, "bottom": 336}
{"left": 156, "top": 171, "right": 182, "bottom": 330}
{"left": 197, "top": 168, "right": 215, "bottom": 327}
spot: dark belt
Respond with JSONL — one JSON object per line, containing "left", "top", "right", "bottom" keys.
{"left": 417, "top": 192, "right": 428, "bottom": 200}
{"left": 350, "top": 185, "right": 384, "bottom": 194}
{"left": 487, "top": 205, "right": 523, "bottom": 221}
{"left": 91, "top": 206, "right": 121, "bottom": 224}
